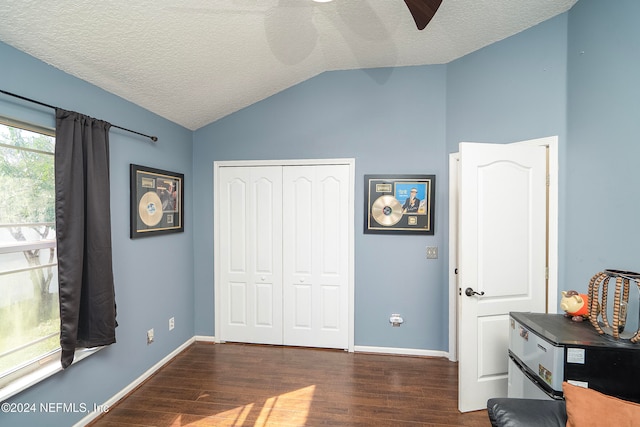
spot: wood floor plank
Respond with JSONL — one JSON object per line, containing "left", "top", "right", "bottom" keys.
{"left": 89, "top": 343, "right": 490, "bottom": 427}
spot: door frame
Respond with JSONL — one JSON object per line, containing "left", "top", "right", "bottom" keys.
{"left": 213, "top": 158, "right": 356, "bottom": 352}
{"left": 447, "top": 136, "right": 559, "bottom": 361}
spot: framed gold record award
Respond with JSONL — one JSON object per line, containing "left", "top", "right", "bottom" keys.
{"left": 364, "top": 174, "right": 435, "bottom": 235}
{"left": 130, "top": 164, "right": 184, "bottom": 238}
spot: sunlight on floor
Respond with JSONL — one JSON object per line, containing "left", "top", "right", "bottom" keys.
{"left": 254, "top": 385, "right": 316, "bottom": 426}
{"left": 173, "top": 385, "right": 316, "bottom": 426}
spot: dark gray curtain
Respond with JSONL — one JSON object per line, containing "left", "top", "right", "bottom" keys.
{"left": 55, "top": 109, "right": 117, "bottom": 369}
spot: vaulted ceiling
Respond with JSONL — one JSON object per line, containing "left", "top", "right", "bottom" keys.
{"left": 0, "top": 0, "right": 577, "bottom": 130}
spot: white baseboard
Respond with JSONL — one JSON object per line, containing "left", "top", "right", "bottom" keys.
{"left": 194, "top": 335, "right": 216, "bottom": 343}
{"left": 354, "top": 345, "right": 448, "bottom": 358}
{"left": 74, "top": 337, "right": 195, "bottom": 427}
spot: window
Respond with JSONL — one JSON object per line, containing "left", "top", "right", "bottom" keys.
{"left": 0, "top": 119, "right": 60, "bottom": 390}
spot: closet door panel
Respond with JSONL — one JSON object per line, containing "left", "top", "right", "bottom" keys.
{"left": 291, "top": 176, "right": 313, "bottom": 274}
{"left": 228, "top": 282, "right": 247, "bottom": 325}
{"left": 283, "top": 165, "right": 350, "bottom": 349}
{"left": 227, "top": 179, "right": 246, "bottom": 272}
{"left": 219, "top": 166, "right": 283, "bottom": 344}
{"left": 293, "top": 284, "right": 312, "bottom": 328}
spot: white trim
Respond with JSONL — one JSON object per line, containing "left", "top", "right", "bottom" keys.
{"left": 0, "top": 347, "right": 101, "bottom": 403}
{"left": 354, "top": 346, "right": 448, "bottom": 359}
{"left": 0, "top": 115, "right": 55, "bottom": 137}
{"left": 448, "top": 153, "right": 459, "bottom": 362}
{"left": 347, "top": 160, "right": 355, "bottom": 353}
{"left": 213, "top": 158, "right": 356, "bottom": 352}
{"left": 194, "top": 335, "right": 216, "bottom": 343}
{"left": 0, "top": 141, "right": 53, "bottom": 156}
{"left": 214, "top": 158, "right": 352, "bottom": 168}
{"left": 73, "top": 337, "right": 195, "bottom": 427}
{"left": 0, "top": 357, "right": 61, "bottom": 402}
{"left": 213, "top": 161, "right": 221, "bottom": 345}
{"left": 513, "top": 136, "right": 559, "bottom": 314}
{"left": 0, "top": 239, "right": 56, "bottom": 255}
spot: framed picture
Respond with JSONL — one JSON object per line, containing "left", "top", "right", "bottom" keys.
{"left": 364, "top": 174, "right": 435, "bottom": 235}
{"left": 130, "top": 164, "right": 184, "bottom": 238}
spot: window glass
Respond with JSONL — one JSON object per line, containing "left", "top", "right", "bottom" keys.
{"left": 0, "top": 121, "right": 59, "bottom": 383}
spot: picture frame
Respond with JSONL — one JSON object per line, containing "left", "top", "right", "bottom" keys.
{"left": 364, "top": 174, "right": 435, "bottom": 235}
{"left": 130, "top": 164, "right": 184, "bottom": 238}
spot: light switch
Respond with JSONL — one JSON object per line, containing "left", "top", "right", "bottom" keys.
{"left": 426, "top": 246, "right": 438, "bottom": 259}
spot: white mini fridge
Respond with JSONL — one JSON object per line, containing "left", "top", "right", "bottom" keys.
{"left": 508, "top": 312, "right": 640, "bottom": 402}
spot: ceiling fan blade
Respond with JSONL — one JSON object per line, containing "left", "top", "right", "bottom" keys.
{"left": 404, "top": 0, "right": 442, "bottom": 30}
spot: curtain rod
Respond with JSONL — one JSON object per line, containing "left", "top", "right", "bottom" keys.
{"left": 0, "top": 89, "right": 158, "bottom": 142}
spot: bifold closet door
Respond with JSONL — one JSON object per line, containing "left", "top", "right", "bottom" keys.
{"left": 218, "top": 166, "right": 283, "bottom": 345}
{"left": 282, "top": 165, "right": 350, "bottom": 349}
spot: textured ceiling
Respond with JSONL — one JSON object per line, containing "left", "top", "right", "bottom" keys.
{"left": 0, "top": 0, "right": 577, "bottom": 130}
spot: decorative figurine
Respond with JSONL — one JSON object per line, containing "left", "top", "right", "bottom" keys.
{"left": 560, "top": 290, "right": 589, "bottom": 321}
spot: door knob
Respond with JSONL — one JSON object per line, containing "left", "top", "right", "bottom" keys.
{"left": 465, "top": 287, "right": 485, "bottom": 297}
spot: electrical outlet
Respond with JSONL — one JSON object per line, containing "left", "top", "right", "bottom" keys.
{"left": 389, "top": 314, "right": 404, "bottom": 327}
{"left": 426, "top": 246, "right": 438, "bottom": 259}
{"left": 169, "top": 317, "right": 175, "bottom": 331}
{"left": 147, "top": 328, "right": 154, "bottom": 345}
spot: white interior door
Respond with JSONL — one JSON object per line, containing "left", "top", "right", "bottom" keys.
{"left": 218, "top": 166, "right": 283, "bottom": 345}
{"left": 457, "top": 142, "right": 547, "bottom": 412}
{"left": 282, "top": 165, "right": 350, "bottom": 349}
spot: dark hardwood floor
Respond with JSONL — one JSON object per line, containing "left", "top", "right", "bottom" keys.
{"left": 89, "top": 342, "right": 490, "bottom": 427}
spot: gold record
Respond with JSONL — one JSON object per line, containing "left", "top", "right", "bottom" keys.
{"left": 371, "top": 195, "right": 402, "bottom": 226}
{"left": 139, "top": 191, "right": 163, "bottom": 226}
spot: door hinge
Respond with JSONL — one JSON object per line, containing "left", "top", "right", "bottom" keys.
{"left": 545, "top": 267, "right": 549, "bottom": 280}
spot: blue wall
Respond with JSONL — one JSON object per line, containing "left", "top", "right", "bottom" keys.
{"left": 446, "top": 14, "right": 568, "bottom": 151}
{"left": 193, "top": 66, "right": 449, "bottom": 349}
{"left": 0, "top": 42, "right": 194, "bottom": 426}
{"left": 565, "top": 0, "right": 640, "bottom": 283}
{"left": 3, "top": 0, "right": 640, "bottom": 424}
{"left": 193, "top": 14, "right": 570, "bottom": 350}
{"left": 446, "top": 14, "right": 569, "bottom": 295}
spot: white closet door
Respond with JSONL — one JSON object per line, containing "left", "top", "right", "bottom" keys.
{"left": 219, "top": 166, "right": 283, "bottom": 345}
{"left": 282, "top": 165, "right": 350, "bottom": 349}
